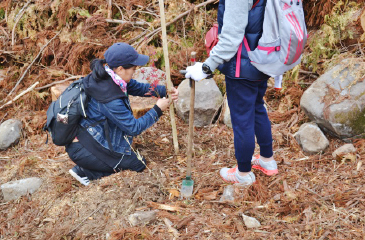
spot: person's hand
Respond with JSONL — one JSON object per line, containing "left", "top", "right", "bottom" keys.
{"left": 185, "top": 62, "right": 208, "bottom": 81}
{"left": 156, "top": 97, "right": 170, "bottom": 111}
{"left": 169, "top": 87, "right": 179, "bottom": 102}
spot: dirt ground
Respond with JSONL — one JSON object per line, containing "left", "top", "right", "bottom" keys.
{"left": 1, "top": 83, "right": 365, "bottom": 240}
{"left": 1, "top": 0, "right": 365, "bottom": 239}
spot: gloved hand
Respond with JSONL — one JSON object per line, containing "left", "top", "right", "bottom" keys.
{"left": 185, "top": 62, "right": 208, "bottom": 81}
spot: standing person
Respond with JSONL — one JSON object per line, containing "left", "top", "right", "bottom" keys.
{"left": 185, "top": 0, "right": 278, "bottom": 185}
{"left": 66, "top": 42, "right": 179, "bottom": 186}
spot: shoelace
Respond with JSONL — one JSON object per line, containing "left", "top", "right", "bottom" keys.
{"left": 81, "top": 177, "right": 90, "bottom": 184}
{"left": 226, "top": 166, "right": 239, "bottom": 183}
{"left": 252, "top": 155, "right": 261, "bottom": 166}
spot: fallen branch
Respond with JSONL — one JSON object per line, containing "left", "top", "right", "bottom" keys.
{"left": 0, "top": 81, "right": 39, "bottom": 110}
{"left": 8, "top": 31, "right": 61, "bottom": 97}
{"left": 11, "top": 0, "right": 32, "bottom": 46}
{"left": 0, "top": 26, "right": 9, "bottom": 39}
{"left": 35, "top": 75, "right": 83, "bottom": 90}
{"left": 132, "top": 0, "right": 217, "bottom": 46}
{"left": 105, "top": 19, "right": 148, "bottom": 26}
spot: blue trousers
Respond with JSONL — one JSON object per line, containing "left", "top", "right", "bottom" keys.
{"left": 226, "top": 77, "right": 273, "bottom": 172}
{"left": 66, "top": 142, "right": 146, "bottom": 180}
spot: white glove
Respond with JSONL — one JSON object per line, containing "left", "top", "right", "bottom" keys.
{"left": 185, "top": 62, "right": 208, "bottom": 81}
{"left": 274, "top": 75, "right": 282, "bottom": 89}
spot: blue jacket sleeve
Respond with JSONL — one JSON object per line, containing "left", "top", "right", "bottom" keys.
{"left": 100, "top": 98, "right": 159, "bottom": 136}
{"left": 127, "top": 79, "right": 167, "bottom": 98}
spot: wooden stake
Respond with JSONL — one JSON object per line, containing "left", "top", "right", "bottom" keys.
{"left": 107, "top": 0, "right": 112, "bottom": 19}
{"left": 186, "top": 52, "right": 196, "bottom": 177}
{"left": 158, "top": 0, "right": 179, "bottom": 154}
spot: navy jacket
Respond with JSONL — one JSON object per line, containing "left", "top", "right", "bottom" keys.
{"left": 217, "top": 0, "right": 269, "bottom": 80}
{"left": 80, "top": 73, "right": 166, "bottom": 155}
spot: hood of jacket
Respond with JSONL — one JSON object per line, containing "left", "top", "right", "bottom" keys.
{"left": 83, "top": 73, "right": 126, "bottom": 103}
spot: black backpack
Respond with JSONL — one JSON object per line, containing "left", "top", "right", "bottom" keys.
{"left": 44, "top": 78, "right": 88, "bottom": 146}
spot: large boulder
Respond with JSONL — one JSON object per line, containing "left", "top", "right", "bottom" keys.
{"left": 300, "top": 60, "right": 365, "bottom": 139}
{"left": 0, "top": 119, "right": 22, "bottom": 150}
{"left": 175, "top": 78, "right": 223, "bottom": 127}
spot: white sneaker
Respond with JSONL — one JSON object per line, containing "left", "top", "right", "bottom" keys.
{"left": 69, "top": 166, "right": 90, "bottom": 186}
{"left": 251, "top": 155, "right": 278, "bottom": 176}
{"left": 220, "top": 166, "right": 255, "bottom": 185}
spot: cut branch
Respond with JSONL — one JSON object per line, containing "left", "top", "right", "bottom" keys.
{"left": 8, "top": 31, "right": 61, "bottom": 97}
{"left": 35, "top": 75, "right": 84, "bottom": 90}
{"left": 105, "top": 19, "right": 148, "bottom": 26}
{"left": 0, "top": 82, "right": 39, "bottom": 110}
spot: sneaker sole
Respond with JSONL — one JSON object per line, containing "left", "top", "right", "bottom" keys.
{"left": 220, "top": 175, "right": 239, "bottom": 184}
{"left": 69, "top": 169, "right": 90, "bottom": 186}
{"left": 252, "top": 165, "right": 278, "bottom": 176}
{"left": 220, "top": 175, "right": 256, "bottom": 185}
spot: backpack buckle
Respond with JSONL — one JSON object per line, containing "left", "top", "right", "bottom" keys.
{"left": 275, "top": 46, "right": 281, "bottom": 51}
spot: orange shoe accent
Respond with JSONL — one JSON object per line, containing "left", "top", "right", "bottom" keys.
{"left": 221, "top": 166, "right": 239, "bottom": 183}
{"left": 252, "top": 165, "right": 278, "bottom": 176}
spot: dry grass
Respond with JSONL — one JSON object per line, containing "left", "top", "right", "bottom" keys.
{"left": 1, "top": 0, "right": 365, "bottom": 239}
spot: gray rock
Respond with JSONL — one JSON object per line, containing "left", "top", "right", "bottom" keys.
{"left": 242, "top": 214, "right": 261, "bottom": 228}
{"left": 300, "top": 59, "right": 365, "bottom": 139}
{"left": 175, "top": 78, "right": 223, "bottom": 127}
{"left": 222, "top": 96, "right": 268, "bottom": 128}
{"left": 294, "top": 122, "right": 329, "bottom": 154}
{"left": 1, "top": 177, "right": 43, "bottom": 202}
{"left": 222, "top": 98, "right": 232, "bottom": 128}
{"left": 128, "top": 210, "right": 158, "bottom": 226}
{"left": 0, "top": 119, "right": 22, "bottom": 150}
{"left": 332, "top": 143, "right": 356, "bottom": 159}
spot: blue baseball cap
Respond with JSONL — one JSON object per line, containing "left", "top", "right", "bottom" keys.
{"left": 104, "top": 42, "right": 149, "bottom": 69}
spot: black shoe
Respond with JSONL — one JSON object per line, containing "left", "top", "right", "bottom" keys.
{"left": 69, "top": 166, "right": 90, "bottom": 186}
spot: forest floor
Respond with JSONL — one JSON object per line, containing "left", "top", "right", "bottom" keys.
{"left": 1, "top": 0, "right": 365, "bottom": 239}
{"left": 1, "top": 83, "right": 365, "bottom": 240}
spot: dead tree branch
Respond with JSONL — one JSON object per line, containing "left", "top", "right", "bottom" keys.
{"left": 8, "top": 31, "right": 61, "bottom": 97}
{"left": 11, "top": 0, "right": 32, "bottom": 46}
{"left": 35, "top": 75, "right": 83, "bottom": 90}
{"left": 0, "top": 82, "right": 39, "bottom": 110}
{"left": 132, "top": 0, "right": 218, "bottom": 47}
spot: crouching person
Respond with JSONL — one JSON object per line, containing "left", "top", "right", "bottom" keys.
{"left": 66, "top": 42, "right": 178, "bottom": 185}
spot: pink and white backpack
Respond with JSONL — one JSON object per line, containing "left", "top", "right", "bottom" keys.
{"left": 243, "top": 0, "right": 307, "bottom": 78}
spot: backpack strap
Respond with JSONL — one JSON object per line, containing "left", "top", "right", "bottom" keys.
{"left": 235, "top": 0, "right": 261, "bottom": 78}
{"left": 252, "top": 0, "right": 260, "bottom": 9}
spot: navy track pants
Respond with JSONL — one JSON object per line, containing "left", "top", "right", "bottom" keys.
{"left": 225, "top": 76, "right": 273, "bottom": 172}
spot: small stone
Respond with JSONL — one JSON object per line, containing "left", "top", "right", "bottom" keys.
{"left": 1, "top": 177, "right": 43, "bottom": 202}
{"left": 273, "top": 193, "right": 281, "bottom": 201}
{"left": 0, "top": 119, "right": 22, "bottom": 150}
{"left": 294, "top": 122, "right": 329, "bottom": 154}
{"left": 332, "top": 144, "right": 356, "bottom": 159}
{"left": 128, "top": 210, "right": 158, "bottom": 226}
{"left": 242, "top": 214, "right": 261, "bottom": 228}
